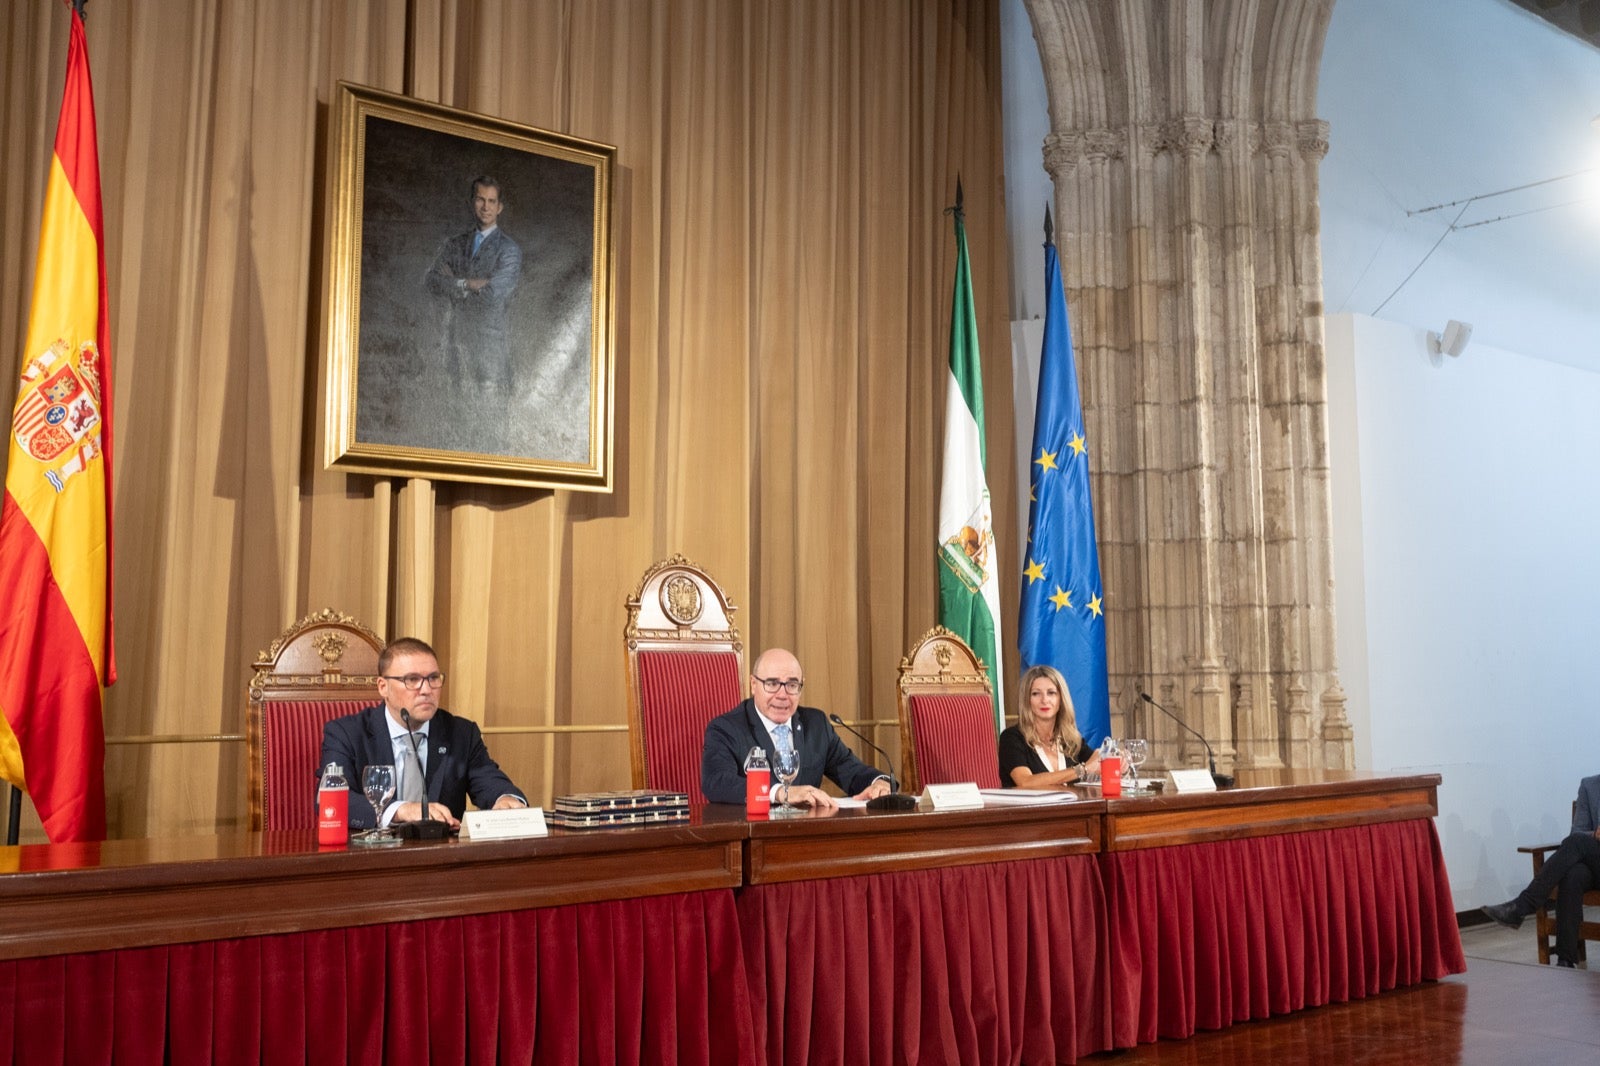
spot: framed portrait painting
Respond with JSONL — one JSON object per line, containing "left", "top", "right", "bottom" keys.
{"left": 322, "top": 82, "right": 616, "bottom": 491}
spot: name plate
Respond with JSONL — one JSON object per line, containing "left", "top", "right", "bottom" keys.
{"left": 461, "top": 807, "right": 549, "bottom": 840}
{"left": 921, "top": 782, "right": 985, "bottom": 811}
{"left": 1167, "top": 769, "right": 1217, "bottom": 794}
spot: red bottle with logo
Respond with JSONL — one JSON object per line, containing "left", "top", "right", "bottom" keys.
{"left": 1099, "top": 756, "right": 1123, "bottom": 798}
{"left": 744, "top": 747, "right": 771, "bottom": 816}
{"left": 317, "top": 762, "right": 350, "bottom": 846}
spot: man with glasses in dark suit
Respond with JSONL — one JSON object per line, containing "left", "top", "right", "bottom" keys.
{"left": 700, "top": 647, "right": 893, "bottom": 808}
{"left": 321, "top": 637, "right": 526, "bottom": 830}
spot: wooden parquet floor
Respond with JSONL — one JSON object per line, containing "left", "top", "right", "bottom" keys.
{"left": 1083, "top": 957, "right": 1600, "bottom": 1066}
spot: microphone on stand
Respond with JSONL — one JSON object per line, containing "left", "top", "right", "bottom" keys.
{"left": 829, "top": 714, "right": 919, "bottom": 811}
{"left": 1138, "top": 692, "right": 1235, "bottom": 788}
{"left": 397, "top": 708, "right": 451, "bottom": 840}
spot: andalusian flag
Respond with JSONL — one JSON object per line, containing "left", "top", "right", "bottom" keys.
{"left": 0, "top": 5, "right": 115, "bottom": 842}
{"left": 937, "top": 182, "right": 1003, "bottom": 730}
{"left": 1018, "top": 211, "right": 1109, "bottom": 745}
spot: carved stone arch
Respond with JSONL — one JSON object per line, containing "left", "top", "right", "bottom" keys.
{"left": 1017, "top": 0, "right": 1353, "bottom": 772}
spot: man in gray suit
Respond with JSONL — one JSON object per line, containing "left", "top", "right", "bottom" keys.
{"left": 426, "top": 175, "right": 523, "bottom": 391}
{"left": 1482, "top": 773, "right": 1600, "bottom": 967}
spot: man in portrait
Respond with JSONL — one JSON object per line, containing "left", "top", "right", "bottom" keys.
{"left": 425, "top": 175, "right": 524, "bottom": 392}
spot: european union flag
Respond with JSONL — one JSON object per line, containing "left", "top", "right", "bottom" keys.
{"left": 1018, "top": 229, "right": 1109, "bottom": 745}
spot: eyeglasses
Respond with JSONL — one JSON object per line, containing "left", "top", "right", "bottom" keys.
{"left": 382, "top": 672, "right": 446, "bottom": 691}
{"left": 754, "top": 676, "right": 803, "bottom": 695}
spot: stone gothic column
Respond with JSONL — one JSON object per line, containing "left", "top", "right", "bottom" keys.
{"left": 1025, "top": 0, "right": 1354, "bottom": 771}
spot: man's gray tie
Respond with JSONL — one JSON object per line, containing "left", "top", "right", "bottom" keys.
{"left": 400, "top": 739, "right": 426, "bottom": 804}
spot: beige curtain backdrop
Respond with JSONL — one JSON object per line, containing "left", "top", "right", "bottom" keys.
{"left": 0, "top": 0, "right": 1017, "bottom": 840}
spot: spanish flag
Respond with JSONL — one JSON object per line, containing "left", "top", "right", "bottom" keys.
{"left": 0, "top": 5, "right": 115, "bottom": 843}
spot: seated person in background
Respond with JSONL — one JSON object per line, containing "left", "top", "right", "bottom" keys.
{"left": 321, "top": 637, "right": 526, "bottom": 830}
{"left": 999, "top": 664, "right": 1102, "bottom": 788}
{"left": 700, "top": 647, "right": 894, "bottom": 810}
{"left": 1481, "top": 773, "right": 1600, "bottom": 967}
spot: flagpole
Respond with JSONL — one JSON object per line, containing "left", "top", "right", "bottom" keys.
{"left": 5, "top": 787, "right": 18, "bottom": 845}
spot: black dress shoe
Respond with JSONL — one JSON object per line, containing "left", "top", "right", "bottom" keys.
{"left": 1480, "top": 901, "right": 1524, "bottom": 930}
{"left": 1555, "top": 956, "right": 1577, "bottom": 968}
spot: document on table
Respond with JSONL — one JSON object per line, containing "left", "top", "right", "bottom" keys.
{"left": 977, "top": 788, "right": 1078, "bottom": 805}
{"left": 834, "top": 797, "right": 869, "bottom": 809}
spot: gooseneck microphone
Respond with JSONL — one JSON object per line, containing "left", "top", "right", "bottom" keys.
{"left": 398, "top": 708, "right": 450, "bottom": 840}
{"left": 828, "top": 714, "right": 919, "bottom": 811}
{"left": 1138, "top": 692, "right": 1235, "bottom": 788}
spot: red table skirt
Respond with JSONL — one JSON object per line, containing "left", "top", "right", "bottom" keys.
{"left": 1102, "top": 818, "right": 1467, "bottom": 1046}
{"left": 0, "top": 890, "right": 756, "bottom": 1066}
{"left": 736, "top": 854, "right": 1112, "bottom": 1066}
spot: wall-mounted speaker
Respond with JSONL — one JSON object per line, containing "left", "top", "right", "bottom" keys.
{"left": 1426, "top": 320, "right": 1472, "bottom": 359}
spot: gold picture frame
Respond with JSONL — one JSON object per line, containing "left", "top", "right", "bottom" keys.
{"left": 322, "top": 82, "right": 616, "bottom": 491}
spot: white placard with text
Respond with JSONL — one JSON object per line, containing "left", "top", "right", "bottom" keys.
{"left": 921, "top": 782, "right": 986, "bottom": 811}
{"left": 461, "top": 807, "right": 549, "bottom": 840}
{"left": 1167, "top": 769, "right": 1217, "bottom": 794}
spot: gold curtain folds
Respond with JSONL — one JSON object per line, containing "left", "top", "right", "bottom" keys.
{"left": 0, "top": 0, "right": 1015, "bottom": 840}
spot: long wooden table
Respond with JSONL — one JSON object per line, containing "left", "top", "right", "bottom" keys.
{"left": 0, "top": 771, "right": 1463, "bottom": 1064}
{"left": 1097, "top": 769, "right": 1466, "bottom": 1046}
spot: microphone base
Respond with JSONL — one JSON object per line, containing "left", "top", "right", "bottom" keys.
{"left": 867, "top": 793, "right": 919, "bottom": 812}
{"left": 1211, "top": 773, "right": 1235, "bottom": 789}
{"left": 396, "top": 820, "right": 452, "bottom": 840}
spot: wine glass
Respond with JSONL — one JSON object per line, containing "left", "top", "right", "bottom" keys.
{"left": 774, "top": 746, "right": 800, "bottom": 814}
{"left": 1123, "top": 738, "right": 1149, "bottom": 791}
{"left": 355, "top": 765, "right": 398, "bottom": 846}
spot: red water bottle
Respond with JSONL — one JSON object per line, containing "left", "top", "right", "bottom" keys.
{"left": 1100, "top": 756, "right": 1123, "bottom": 798}
{"left": 744, "top": 747, "right": 771, "bottom": 816}
{"left": 317, "top": 762, "right": 350, "bottom": 846}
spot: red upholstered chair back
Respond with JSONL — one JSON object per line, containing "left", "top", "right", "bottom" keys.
{"left": 907, "top": 694, "right": 1003, "bottom": 789}
{"left": 625, "top": 555, "right": 744, "bottom": 792}
{"left": 896, "top": 625, "right": 996, "bottom": 793}
{"left": 635, "top": 651, "right": 744, "bottom": 795}
{"left": 247, "top": 609, "right": 384, "bottom": 831}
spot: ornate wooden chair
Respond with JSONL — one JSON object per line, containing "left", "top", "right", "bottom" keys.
{"left": 1517, "top": 801, "right": 1600, "bottom": 964}
{"left": 895, "top": 625, "right": 999, "bottom": 792}
{"left": 247, "top": 608, "right": 384, "bottom": 831}
{"left": 624, "top": 554, "right": 745, "bottom": 795}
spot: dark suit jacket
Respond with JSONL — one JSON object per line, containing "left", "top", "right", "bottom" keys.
{"left": 1575, "top": 774, "right": 1600, "bottom": 835}
{"left": 700, "top": 699, "right": 890, "bottom": 804}
{"left": 320, "top": 705, "right": 523, "bottom": 829}
{"left": 424, "top": 228, "right": 523, "bottom": 308}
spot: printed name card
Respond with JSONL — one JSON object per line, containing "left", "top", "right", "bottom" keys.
{"left": 921, "top": 782, "right": 985, "bottom": 811}
{"left": 1167, "top": 769, "right": 1217, "bottom": 794}
{"left": 461, "top": 807, "right": 549, "bottom": 840}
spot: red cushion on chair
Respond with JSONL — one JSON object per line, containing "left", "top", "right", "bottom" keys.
{"left": 259, "top": 700, "right": 369, "bottom": 830}
{"left": 637, "top": 651, "right": 743, "bottom": 795}
{"left": 909, "top": 694, "right": 1001, "bottom": 788}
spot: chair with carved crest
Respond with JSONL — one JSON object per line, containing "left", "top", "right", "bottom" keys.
{"left": 895, "top": 625, "right": 999, "bottom": 792}
{"left": 625, "top": 555, "right": 745, "bottom": 795}
{"left": 247, "top": 608, "right": 384, "bottom": 831}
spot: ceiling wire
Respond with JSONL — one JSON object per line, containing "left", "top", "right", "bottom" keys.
{"left": 1376, "top": 168, "right": 1596, "bottom": 313}
{"left": 1454, "top": 194, "right": 1600, "bottom": 230}
{"left": 1372, "top": 203, "right": 1470, "bottom": 315}
{"left": 1406, "top": 167, "right": 1596, "bottom": 216}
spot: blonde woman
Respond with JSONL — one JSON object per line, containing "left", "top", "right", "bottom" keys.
{"left": 998, "top": 665, "right": 1101, "bottom": 788}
